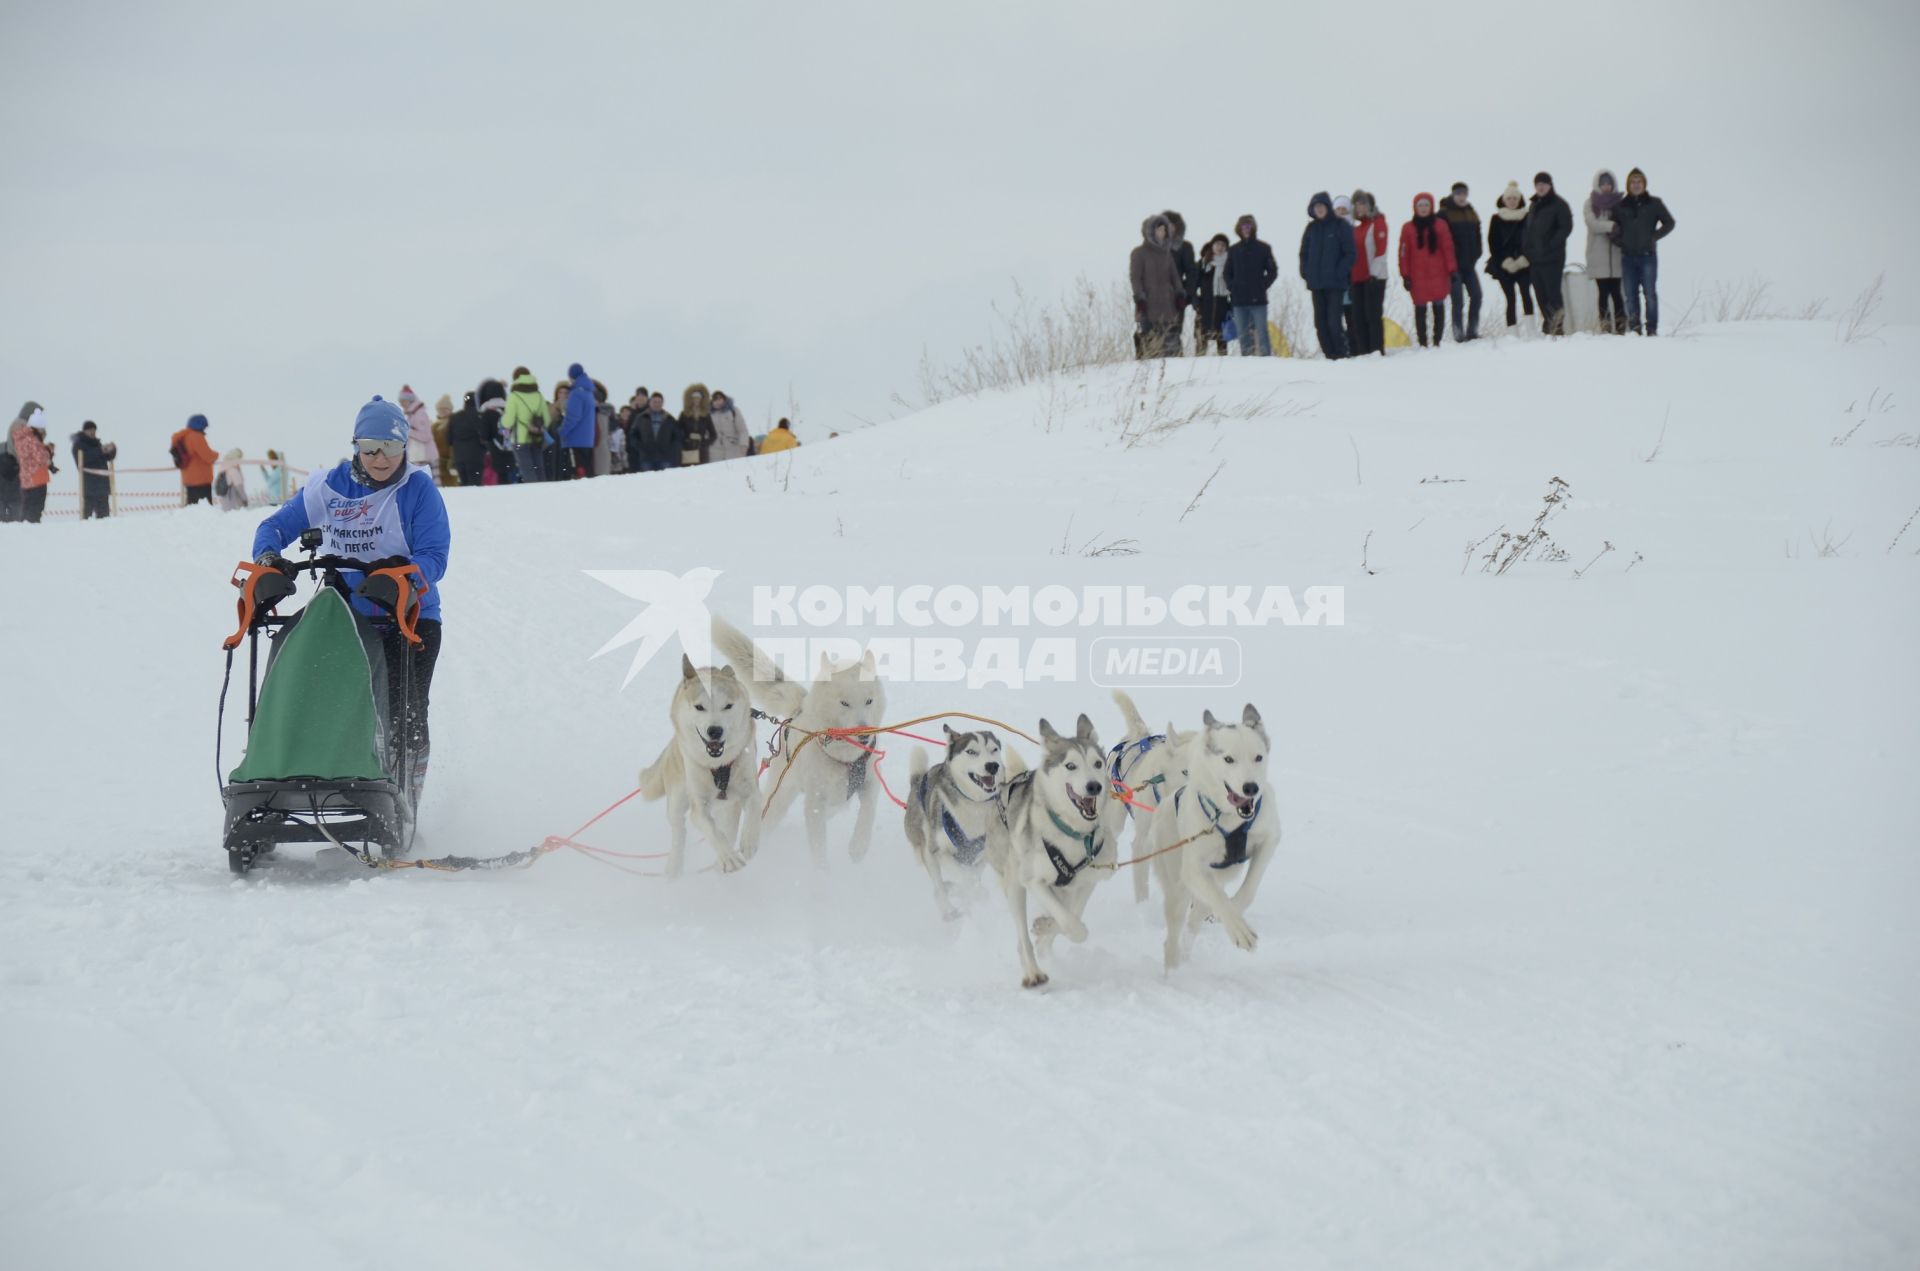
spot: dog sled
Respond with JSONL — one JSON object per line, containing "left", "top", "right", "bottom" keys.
{"left": 217, "top": 529, "right": 430, "bottom": 874}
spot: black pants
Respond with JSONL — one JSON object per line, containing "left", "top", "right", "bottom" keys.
{"left": 379, "top": 618, "right": 442, "bottom": 796}
{"left": 1449, "top": 269, "right": 1484, "bottom": 340}
{"left": 1348, "top": 279, "right": 1386, "bottom": 355}
{"left": 1414, "top": 301, "right": 1446, "bottom": 346}
{"left": 82, "top": 490, "right": 110, "bottom": 519}
{"left": 1310, "top": 289, "right": 1349, "bottom": 359}
{"left": 1195, "top": 295, "right": 1230, "bottom": 355}
{"left": 1497, "top": 271, "right": 1535, "bottom": 324}
{"left": 21, "top": 486, "right": 46, "bottom": 522}
{"left": 454, "top": 454, "right": 485, "bottom": 488}
{"left": 0, "top": 481, "right": 18, "bottom": 523}
{"left": 566, "top": 446, "right": 595, "bottom": 478}
{"left": 185, "top": 484, "right": 212, "bottom": 505}
{"left": 1595, "top": 278, "right": 1625, "bottom": 332}
{"left": 1534, "top": 269, "right": 1566, "bottom": 335}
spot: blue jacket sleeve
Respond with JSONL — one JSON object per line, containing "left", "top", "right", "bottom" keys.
{"left": 399, "top": 472, "right": 451, "bottom": 585}
{"left": 252, "top": 491, "right": 312, "bottom": 559}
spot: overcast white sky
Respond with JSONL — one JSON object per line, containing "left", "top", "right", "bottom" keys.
{"left": 3, "top": 0, "right": 1913, "bottom": 465}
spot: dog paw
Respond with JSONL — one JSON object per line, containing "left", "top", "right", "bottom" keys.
{"left": 716, "top": 852, "right": 746, "bottom": 874}
{"left": 1227, "top": 923, "right": 1258, "bottom": 952}
{"left": 1022, "top": 971, "right": 1050, "bottom": 989}
{"left": 941, "top": 906, "right": 963, "bottom": 923}
{"left": 1031, "top": 915, "right": 1057, "bottom": 940}
{"left": 1062, "top": 918, "right": 1089, "bottom": 944}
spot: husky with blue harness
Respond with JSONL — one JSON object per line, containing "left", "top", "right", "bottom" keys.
{"left": 904, "top": 726, "right": 1024, "bottom": 921}
{"left": 988, "top": 714, "right": 1127, "bottom": 989}
{"left": 1108, "top": 690, "right": 1192, "bottom": 904}
{"left": 1142, "top": 703, "right": 1279, "bottom": 972}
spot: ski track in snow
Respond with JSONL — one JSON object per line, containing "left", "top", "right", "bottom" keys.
{"left": 3, "top": 323, "right": 1918, "bottom": 1269}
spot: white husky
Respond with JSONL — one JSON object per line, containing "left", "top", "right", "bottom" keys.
{"left": 710, "top": 616, "right": 887, "bottom": 868}
{"left": 1143, "top": 703, "right": 1279, "bottom": 971}
{"left": 637, "top": 654, "right": 763, "bottom": 877}
{"left": 904, "top": 726, "right": 1023, "bottom": 921}
{"left": 989, "top": 714, "right": 1127, "bottom": 989}
{"left": 1108, "top": 690, "right": 1191, "bottom": 904}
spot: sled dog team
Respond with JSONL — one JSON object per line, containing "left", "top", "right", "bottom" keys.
{"left": 639, "top": 619, "right": 1279, "bottom": 988}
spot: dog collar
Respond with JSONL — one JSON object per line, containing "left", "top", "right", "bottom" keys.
{"left": 1046, "top": 807, "right": 1099, "bottom": 855}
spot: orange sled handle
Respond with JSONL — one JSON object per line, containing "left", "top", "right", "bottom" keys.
{"left": 364, "top": 563, "right": 431, "bottom": 647}
{"left": 223, "top": 561, "right": 281, "bottom": 651}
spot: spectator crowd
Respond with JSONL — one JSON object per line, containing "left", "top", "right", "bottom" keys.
{"left": 1131, "top": 168, "right": 1676, "bottom": 359}
{"left": 2, "top": 369, "right": 807, "bottom": 522}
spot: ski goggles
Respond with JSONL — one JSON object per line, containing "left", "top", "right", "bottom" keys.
{"left": 356, "top": 438, "right": 406, "bottom": 458}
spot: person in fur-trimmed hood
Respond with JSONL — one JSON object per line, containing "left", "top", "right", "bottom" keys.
{"left": 1584, "top": 170, "right": 1627, "bottom": 333}
{"left": 398, "top": 385, "right": 439, "bottom": 473}
{"left": 1129, "top": 212, "right": 1186, "bottom": 359}
{"left": 1299, "top": 191, "right": 1354, "bottom": 359}
{"left": 1223, "top": 214, "right": 1280, "bottom": 356}
{"left": 1163, "top": 210, "right": 1199, "bottom": 352}
{"left": 680, "top": 383, "right": 716, "bottom": 466}
{"left": 1614, "top": 167, "right": 1675, "bottom": 335}
{"left": 1486, "top": 181, "right": 1535, "bottom": 328}
{"left": 1398, "top": 192, "right": 1458, "bottom": 348}
{"left": 1439, "top": 182, "right": 1484, "bottom": 341}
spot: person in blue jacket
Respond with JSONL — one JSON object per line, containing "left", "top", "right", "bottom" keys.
{"left": 252, "top": 396, "right": 451, "bottom": 806}
{"left": 1299, "top": 191, "right": 1356, "bottom": 360}
{"left": 559, "top": 361, "right": 597, "bottom": 479}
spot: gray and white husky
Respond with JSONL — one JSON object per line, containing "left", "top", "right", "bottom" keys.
{"left": 1143, "top": 703, "right": 1280, "bottom": 971}
{"left": 637, "top": 654, "right": 764, "bottom": 877}
{"left": 710, "top": 616, "right": 887, "bottom": 868}
{"left": 904, "top": 726, "right": 1024, "bottom": 921}
{"left": 989, "top": 714, "right": 1127, "bottom": 989}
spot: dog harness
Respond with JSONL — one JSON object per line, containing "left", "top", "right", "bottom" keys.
{"left": 1108, "top": 735, "right": 1169, "bottom": 812}
{"left": 1041, "top": 807, "right": 1105, "bottom": 886}
{"left": 912, "top": 773, "right": 990, "bottom": 866}
{"left": 1172, "top": 785, "right": 1262, "bottom": 869}
{"left": 710, "top": 763, "right": 732, "bottom": 800}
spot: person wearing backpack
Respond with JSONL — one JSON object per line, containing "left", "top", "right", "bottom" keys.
{"left": 169, "top": 414, "right": 218, "bottom": 504}
{"left": 500, "top": 369, "right": 550, "bottom": 483}
{"left": 0, "top": 400, "right": 37, "bottom": 523}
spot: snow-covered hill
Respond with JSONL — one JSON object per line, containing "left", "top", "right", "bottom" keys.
{"left": 3, "top": 325, "right": 1917, "bottom": 1269}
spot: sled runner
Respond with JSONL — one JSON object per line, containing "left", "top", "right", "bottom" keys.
{"left": 218, "top": 529, "right": 430, "bottom": 875}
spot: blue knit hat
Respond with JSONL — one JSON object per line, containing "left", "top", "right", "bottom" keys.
{"left": 353, "top": 395, "right": 408, "bottom": 444}
{"left": 187, "top": 414, "right": 208, "bottom": 431}
{"left": 568, "top": 362, "right": 585, "bottom": 380}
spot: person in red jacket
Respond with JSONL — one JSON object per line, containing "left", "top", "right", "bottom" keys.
{"left": 1349, "top": 191, "right": 1391, "bottom": 356}
{"left": 1398, "top": 193, "right": 1458, "bottom": 348}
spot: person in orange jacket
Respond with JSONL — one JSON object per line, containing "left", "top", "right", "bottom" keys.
{"left": 9, "top": 407, "right": 56, "bottom": 523}
{"left": 169, "top": 414, "right": 218, "bottom": 504}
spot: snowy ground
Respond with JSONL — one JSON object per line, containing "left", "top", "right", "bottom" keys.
{"left": 3, "top": 324, "right": 1917, "bottom": 1269}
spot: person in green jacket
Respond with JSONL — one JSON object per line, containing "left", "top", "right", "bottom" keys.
{"left": 501, "top": 368, "right": 551, "bottom": 483}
